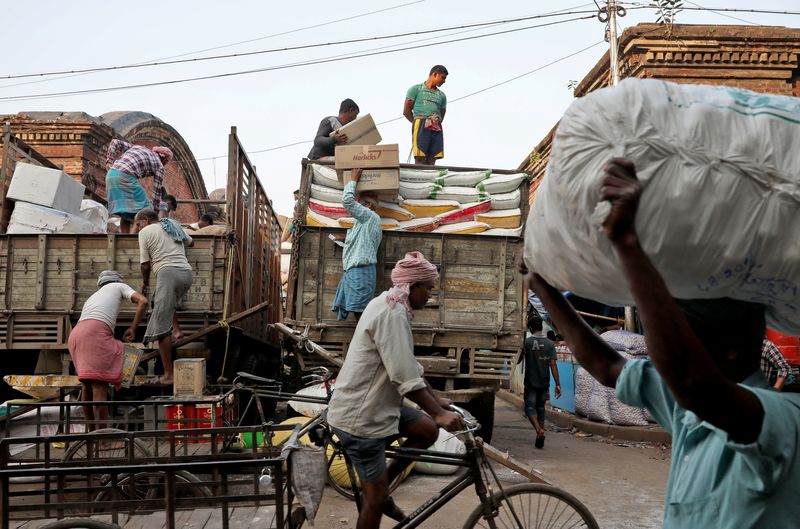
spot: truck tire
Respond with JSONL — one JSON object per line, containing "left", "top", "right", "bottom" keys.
{"left": 463, "top": 392, "right": 495, "bottom": 444}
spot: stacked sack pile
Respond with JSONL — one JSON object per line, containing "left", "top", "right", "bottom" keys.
{"left": 574, "top": 330, "right": 653, "bottom": 426}
{"left": 306, "top": 164, "right": 528, "bottom": 235}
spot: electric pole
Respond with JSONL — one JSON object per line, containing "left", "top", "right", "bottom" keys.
{"left": 607, "top": 0, "right": 621, "bottom": 85}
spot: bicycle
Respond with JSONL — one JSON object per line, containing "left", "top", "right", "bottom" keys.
{"left": 336, "top": 405, "right": 599, "bottom": 529}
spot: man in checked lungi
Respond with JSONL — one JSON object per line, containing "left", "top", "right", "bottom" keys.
{"left": 105, "top": 139, "right": 173, "bottom": 234}
{"left": 331, "top": 168, "right": 381, "bottom": 321}
{"left": 134, "top": 208, "right": 194, "bottom": 385}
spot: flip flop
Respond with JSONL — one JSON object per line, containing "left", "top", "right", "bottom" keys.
{"left": 535, "top": 434, "right": 545, "bottom": 449}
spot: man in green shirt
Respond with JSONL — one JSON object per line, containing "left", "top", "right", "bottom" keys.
{"left": 518, "top": 313, "right": 561, "bottom": 448}
{"left": 403, "top": 65, "right": 447, "bottom": 165}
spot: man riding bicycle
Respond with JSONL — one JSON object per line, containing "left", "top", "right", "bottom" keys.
{"left": 327, "top": 251, "right": 464, "bottom": 529}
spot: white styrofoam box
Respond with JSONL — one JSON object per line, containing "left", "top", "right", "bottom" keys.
{"left": 7, "top": 202, "right": 97, "bottom": 235}
{"left": 8, "top": 163, "right": 85, "bottom": 215}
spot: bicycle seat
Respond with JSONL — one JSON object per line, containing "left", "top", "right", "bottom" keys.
{"left": 235, "top": 371, "right": 279, "bottom": 386}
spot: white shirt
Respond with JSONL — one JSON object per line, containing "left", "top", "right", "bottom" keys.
{"left": 78, "top": 282, "right": 136, "bottom": 329}
{"left": 327, "top": 292, "right": 427, "bottom": 438}
{"left": 138, "top": 223, "right": 192, "bottom": 274}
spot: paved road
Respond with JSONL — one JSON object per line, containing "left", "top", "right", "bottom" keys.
{"left": 315, "top": 398, "right": 670, "bottom": 528}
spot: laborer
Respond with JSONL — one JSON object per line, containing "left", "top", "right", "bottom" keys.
{"left": 518, "top": 313, "right": 561, "bottom": 448}
{"left": 403, "top": 65, "right": 447, "bottom": 165}
{"left": 308, "top": 99, "right": 360, "bottom": 160}
{"left": 521, "top": 158, "right": 800, "bottom": 528}
{"left": 67, "top": 271, "right": 148, "bottom": 430}
{"left": 105, "top": 139, "right": 173, "bottom": 233}
{"left": 281, "top": 190, "right": 301, "bottom": 244}
{"left": 327, "top": 251, "right": 464, "bottom": 529}
{"left": 761, "top": 339, "right": 792, "bottom": 390}
{"left": 134, "top": 208, "right": 194, "bottom": 385}
{"left": 331, "top": 169, "right": 381, "bottom": 321}
{"left": 159, "top": 194, "right": 178, "bottom": 219}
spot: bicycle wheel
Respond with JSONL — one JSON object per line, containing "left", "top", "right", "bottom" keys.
{"left": 40, "top": 519, "right": 122, "bottom": 529}
{"left": 462, "top": 483, "right": 599, "bottom": 529}
{"left": 93, "top": 470, "right": 212, "bottom": 512}
{"left": 323, "top": 434, "right": 408, "bottom": 501}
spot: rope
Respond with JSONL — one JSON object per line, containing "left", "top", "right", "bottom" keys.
{"left": 216, "top": 243, "right": 236, "bottom": 383}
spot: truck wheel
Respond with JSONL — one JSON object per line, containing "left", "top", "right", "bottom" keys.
{"left": 463, "top": 393, "right": 495, "bottom": 444}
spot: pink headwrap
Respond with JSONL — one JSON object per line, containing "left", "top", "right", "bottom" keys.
{"left": 386, "top": 251, "right": 439, "bottom": 319}
{"left": 152, "top": 146, "right": 173, "bottom": 163}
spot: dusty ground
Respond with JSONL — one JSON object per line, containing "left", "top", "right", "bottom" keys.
{"left": 315, "top": 399, "right": 670, "bottom": 528}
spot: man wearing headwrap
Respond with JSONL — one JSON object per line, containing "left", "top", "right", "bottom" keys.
{"left": 134, "top": 208, "right": 194, "bottom": 385}
{"left": 521, "top": 158, "right": 800, "bottom": 528}
{"left": 328, "top": 251, "right": 464, "bottom": 529}
{"left": 331, "top": 168, "right": 382, "bottom": 321}
{"left": 68, "top": 271, "right": 148, "bottom": 429}
{"left": 105, "top": 139, "right": 173, "bottom": 233}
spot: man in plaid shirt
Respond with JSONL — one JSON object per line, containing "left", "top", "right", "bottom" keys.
{"left": 105, "top": 139, "right": 172, "bottom": 233}
{"left": 761, "top": 339, "right": 793, "bottom": 390}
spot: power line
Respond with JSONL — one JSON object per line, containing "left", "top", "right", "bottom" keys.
{"left": 676, "top": 1, "right": 759, "bottom": 24}
{"left": 0, "top": 0, "right": 426, "bottom": 90}
{"left": 1, "top": 10, "right": 599, "bottom": 82}
{"left": 624, "top": 3, "right": 800, "bottom": 17}
{"left": 194, "top": 40, "right": 605, "bottom": 161}
{"left": 0, "top": 15, "right": 594, "bottom": 103}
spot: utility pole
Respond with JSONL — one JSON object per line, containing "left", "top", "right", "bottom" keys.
{"left": 607, "top": 0, "right": 621, "bottom": 86}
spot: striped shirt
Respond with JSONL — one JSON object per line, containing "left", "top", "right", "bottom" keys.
{"left": 761, "top": 339, "right": 791, "bottom": 386}
{"left": 342, "top": 181, "right": 382, "bottom": 271}
{"left": 106, "top": 139, "right": 165, "bottom": 209}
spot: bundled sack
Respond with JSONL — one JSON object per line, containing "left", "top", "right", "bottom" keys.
{"left": 441, "top": 169, "right": 491, "bottom": 187}
{"left": 476, "top": 208, "right": 521, "bottom": 229}
{"left": 489, "top": 189, "right": 521, "bottom": 210}
{"left": 306, "top": 209, "right": 340, "bottom": 228}
{"left": 401, "top": 199, "right": 459, "bottom": 217}
{"left": 525, "top": 79, "right": 800, "bottom": 334}
{"left": 308, "top": 198, "right": 348, "bottom": 219}
{"left": 376, "top": 202, "right": 415, "bottom": 221}
{"left": 480, "top": 226, "right": 523, "bottom": 237}
{"left": 310, "top": 183, "right": 343, "bottom": 203}
{"left": 430, "top": 184, "right": 487, "bottom": 204}
{"left": 435, "top": 200, "right": 491, "bottom": 225}
{"left": 77, "top": 200, "right": 109, "bottom": 233}
{"left": 399, "top": 167, "right": 447, "bottom": 182}
{"left": 399, "top": 181, "right": 436, "bottom": 199}
{"left": 311, "top": 164, "right": 344, "bottom": 190}
{"left": 432, "top": 221, "right": 489, "bottom": 234}
{"left": 339, "top": 217, "right": 400, "bottom": 230}
{"left": 475, "top": 173, "right": 528, "bottom": 195}
{"left": 399, "top": 217, "right": 440, "bottom": 232}
{"left": 600, "top": 330, "right": 647, "bottom": 357}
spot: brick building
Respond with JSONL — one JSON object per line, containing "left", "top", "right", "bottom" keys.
{"left": 519, "top": 23, "right": 800, "bottom": 201}
{"left": 0, "top": 111, "right": 208, "bottom": 223}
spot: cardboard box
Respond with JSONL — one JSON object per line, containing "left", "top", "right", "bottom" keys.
{"left": 337, "top": 113, "right": 381, "bottom": 146}
{"left": 337, "top": 168, "right": 400, "bottom": 196}
{"left": 334, "top": 144, "right": 399, "bottom": 170}
{"left": 173, "top": 358, "right": 206, "bottom": 398}
{"left": 8, "top": 163, "right": 85, "bottom": 215}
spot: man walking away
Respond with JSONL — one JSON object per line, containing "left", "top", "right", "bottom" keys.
{"left": 328, "top": 251, "right": 464, "bottom": 529}
{"left": 331, "top": 169, "right": 382, "bottom": 321}
{"left": 105, "top": 139, "right": 172, "bottom": 233}
{"left": 519, "top": 313, "right": 561, "bottom": 448}
{"left": 308, "top": 99, "right": 360, "bottom": 160}
{"left": 68, "top": 271, "right": 148, "bottom": 429}
{"left": 134, "top": 208, "right": 194, "bottom": 385}
{"left": 404, "top": 65, "right": 447, "bottom": 165}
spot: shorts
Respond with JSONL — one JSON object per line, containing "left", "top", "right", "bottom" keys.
{"left": 412, "top": 118, "right": 444, "bottom": 160}
{"left": 524, "top": 386, "right": 548, "bottom": 424}
{"left": 331, "top": 405, "right": 424, "bottom": 483}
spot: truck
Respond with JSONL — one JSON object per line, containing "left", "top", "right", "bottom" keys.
{"left": 281, "top": 159, "right": 529, "bottom": 442}
{"left": 0, "top": 125, "right": 283, "bottom": 402}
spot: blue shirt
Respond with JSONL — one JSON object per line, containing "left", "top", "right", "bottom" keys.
{"left": 342, "top": 181, "right": 382, "bottom": 271}
{"left": 616, "top": 359, "right": 800, "bottom": 529}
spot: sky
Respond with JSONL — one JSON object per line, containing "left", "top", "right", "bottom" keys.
{"left": 1, "top": 1, "right": 797, "bottom": 218}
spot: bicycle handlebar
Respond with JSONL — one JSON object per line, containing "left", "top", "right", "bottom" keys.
{"left": 448, "top": 404, "right": 481, "bottom": 434}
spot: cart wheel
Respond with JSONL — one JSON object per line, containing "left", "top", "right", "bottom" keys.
{"left": 93, "top": 470, "right": 212, "bottom": 513}
{"left": 60, "top": 428, "right": 152, "bottom": 515}
{"left": 40, "top": 519, "right": 122, "bottom": 529}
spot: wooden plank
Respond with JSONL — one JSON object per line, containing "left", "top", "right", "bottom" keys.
{"left": 483, "top": 442, "right": 548, "bottom": 484}
{"left": 228, "top": 506, "right": 257, "bottom": 529}
{"left": 171, "top": 299, "right": 273, "bottom": 349}
{"left": 122, "top": 510, "right": 167, "bottom": 529}
{"left": 35, "top": 235, "right": 47, "bottom": 309}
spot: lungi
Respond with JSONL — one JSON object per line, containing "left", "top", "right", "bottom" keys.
{"left": 68, "top": 319, "right": 125, "bottom": 388}
{"left": 144, "top": 267, "right": 193, "bottom": 344}
{"left": 106, "top": 169, "right": 151, "bottom": 219}
{"left": 331, "top": 264, "right": 376, "bottom": 320}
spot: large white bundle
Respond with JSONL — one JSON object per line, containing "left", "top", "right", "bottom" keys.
{"left": 310, "top": 164, "right": 343, "bottom": 190}
{"left": 430, "top": 185, "right": 487, "bottom": 204}
{"left": 414, "top": 428, "right": 465, "bottom": 475}
{"left": 310, "top": 183, "right": 343, "bottom": 203}
{"left": 8, "top": 202, "right": 97, "bottom": 235}
{"left": 399, "top": 181, "right": 436, "bottom": 199}
{"left": 525, "top": 79, "right": 800, "bottom": 334}
{"left": 489, "top": 189, "right": 521, "bottom": 210}
{"left": 476, "top": 173, "right": 528, "bottom": 194}
{"left": 442, "top": 170, "right": 490, "bottom": 187}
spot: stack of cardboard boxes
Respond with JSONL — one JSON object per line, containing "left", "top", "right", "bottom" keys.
{"left": 334, "top": 113, "right": 400, "bottom": 198}
{"left": 163, "top": 359, "right": 224, "bottom": 440}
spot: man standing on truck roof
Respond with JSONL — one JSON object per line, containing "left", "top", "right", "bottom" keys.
{"left": 307, "top": 99, "right": 360, "bottom": 160}
{"left": 521, "top": 158, "right": 800, "bottom": 528}
{"left": 518, "top": 312, "right": 561, "bottom": 449}
{"left": 331, "top": 168, "right": 381, "bottom": 321}
{"left": 134, "top": 208, "right": 194, "bottom": 385}
{"left": 404, "top": 65, "right": 447, "bottom": 165}
{"left": 328, "top": 251, "right": 464, "bottom": 529}
{"left": 105, "top": 138, "right": 173, "bottom": 234}
{"left": 68, "top": 271, "right": 148, "bottom": 429}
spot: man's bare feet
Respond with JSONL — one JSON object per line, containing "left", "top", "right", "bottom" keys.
{"left": 159, "top": 375, "right": 173, "bottom": 385}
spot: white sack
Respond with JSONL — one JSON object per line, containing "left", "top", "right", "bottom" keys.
{"left": 399, "top": 167, "right": 447, "bottom": 182}
{"left": 414, "top": 428, "right": 465, "bottom": 475}
{"left": 311, "top": 164, "right": 344, "bottom": 190}
{"left": 310, "top": 183, "right": 343, "bottom": 203}
{"left": 430, "top": 185, "right": 487, "bottom": 204}
{"left": 77, "top": 199, "right": 109, "bottom": 233}
{"left": 442, "top": 170, "right": 491, "bottom": 187}
{"left": 8, "top": 202, "right": 97, "bottom": 235}
{"left": 399, "top": 181, "right": 436, "bottom": 199}
{"left": 476, "top": 173, "right": 528, "bottom": 195}
{"left": 489, "top": 189, "right": 521, "bottom": 210}
{"left": 525, "top": 79, "right": 800, "bottom": 334}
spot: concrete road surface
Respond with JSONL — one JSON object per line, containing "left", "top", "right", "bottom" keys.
{"left": 315, "top": 398, "right": 670, "bottom": 528}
